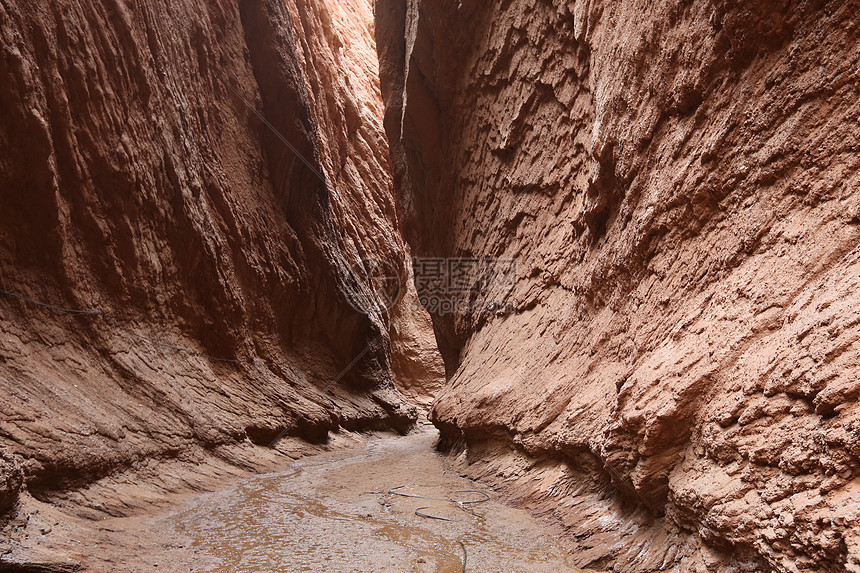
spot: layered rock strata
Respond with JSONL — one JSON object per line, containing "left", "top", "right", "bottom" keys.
{"left": 377, "top": 0, "right": 860, "bottom": 570}
{"left": 0, "top": 0, "right": 441, "bottom": 555}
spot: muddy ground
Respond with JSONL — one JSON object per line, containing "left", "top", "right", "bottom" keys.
{"left": 1, "top": 427, "right": 587, "bottom": 572}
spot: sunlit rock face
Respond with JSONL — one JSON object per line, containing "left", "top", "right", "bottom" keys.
{"left": 376, "top": 0, "right": 860, "bottom": 570}
{"left": 0, "top": 0, "right": 442, "bottom": 518}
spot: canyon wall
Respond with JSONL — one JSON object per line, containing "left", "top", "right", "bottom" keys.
{"left": 377, "top": 0, "right": 860, "bottom": 571}
{"left": 0, "top": 0, "right": 441, "bottom": 543}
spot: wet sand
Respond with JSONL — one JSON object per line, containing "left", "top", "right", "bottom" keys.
{"left": 163, "top": 428, "right": 583, "bottom": 572}
{"left": 1, "top": 428, "right": 585, "bottom": 571}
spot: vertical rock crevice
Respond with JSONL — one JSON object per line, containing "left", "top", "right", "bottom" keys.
{"left": 236, "top": 0, "right": 393, "bottom": 390}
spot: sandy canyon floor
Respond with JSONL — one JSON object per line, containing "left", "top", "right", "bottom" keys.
{"left": 2, "top": 428, "right": 585, "bottom": 572}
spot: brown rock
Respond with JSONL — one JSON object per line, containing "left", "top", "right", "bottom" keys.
{"left": 0, "top": 0, "right": 440, "bottom": 519}
{"left": 377, "top": 0, "right": 860, "bottom": 570}
{"left": 0, "top": 447, "right": 23, "bottom": 513}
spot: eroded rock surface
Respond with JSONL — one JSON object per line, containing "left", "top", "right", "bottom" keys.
{"left": 0, "top": 447, "right": 23, "bottom": 514}
{"left": 377, "top": 0, "right": 860, "bottom": 570}
{"left": 0, "top": 0, "right": 441, "bottom": 558}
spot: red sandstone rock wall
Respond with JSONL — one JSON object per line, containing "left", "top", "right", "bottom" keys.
{"left": 280, "top": 0, "right": 445, "bottom": 409}
{"left": 377, "top": 0, "right": 860, "bottom": 570}
{"left": 0, "top": 0, "right": 440, "bottom": 516}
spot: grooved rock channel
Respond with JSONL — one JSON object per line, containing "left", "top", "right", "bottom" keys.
{"left": 0, "top": 0, "right": 443, "bottom": 566}
{"left": 376, "top": 0, "right": 860, "bottom": 571}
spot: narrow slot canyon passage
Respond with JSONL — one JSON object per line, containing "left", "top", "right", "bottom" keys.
{"left": 1, "top": 0, "right": 859, "bottom": 572}
{"left": 1, "top": 0, "right": 574, "bottom": 570}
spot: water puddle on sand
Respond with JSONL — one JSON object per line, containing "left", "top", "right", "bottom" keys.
{"left": 167, "top": 428, "right": 582, "bottom": 572}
